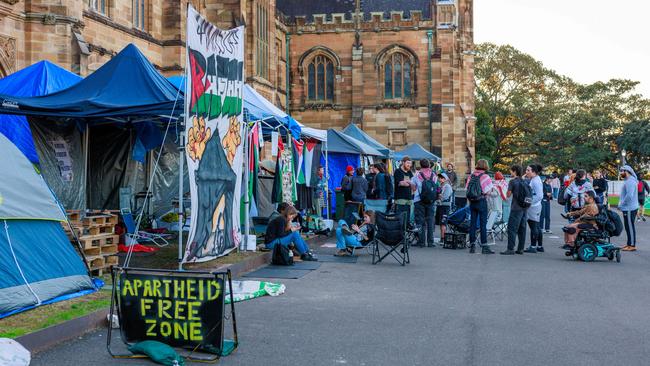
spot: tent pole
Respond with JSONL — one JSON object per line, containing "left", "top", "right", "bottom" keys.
{"left": 178, "top": 128, "right": 184, "bottom": 270}
{"left": 83, "top": 126, "right": 89, "bottom": 211}
{"left": 242, "top": 123, "right": 251, "bottom": 251}
{"left": 325, "top": 139, "right": 330, "bottom": 220}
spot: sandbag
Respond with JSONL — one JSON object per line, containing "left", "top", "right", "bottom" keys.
{"left": 128, "top": 340, "right": 184, "bottom": 366}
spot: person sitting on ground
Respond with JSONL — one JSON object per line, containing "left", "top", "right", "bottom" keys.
{"left": 269, "top": 202, "right": 290, "bottom": 222}
{"left": 334, "top": 211, "right": 376, "bottom": 256}
{"left": 561, "top": 191, "right": 599, "bottom": 249}
{"left": 265, "top": 206, "right": 317, "bottom": 261}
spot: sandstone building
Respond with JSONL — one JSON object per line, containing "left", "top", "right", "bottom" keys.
{"left": 0, "top": 0, "right": 475, "bottom": 175}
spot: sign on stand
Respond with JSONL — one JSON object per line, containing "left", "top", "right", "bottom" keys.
{"left": 107, "top": 267, "right": 237, "bottom": 360}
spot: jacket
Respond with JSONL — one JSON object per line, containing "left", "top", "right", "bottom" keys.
{"left": 413, "top": 168, "right": 437, "bottom": 203}
{"left": 619, "top": 175, "right": 639, "bottom": 211}
{"left": 568, "top": 202, "right": 599, "bottom": 225}
{"left": 564, "top": 180, "right": 595, "bottom": 209}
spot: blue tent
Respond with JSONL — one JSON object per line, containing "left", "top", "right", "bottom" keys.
{"left": 0, "top": 61, "right": 82, "bottom": 163}
{"left": 393, "top": 143, "right": 440, "bottom": 162}
{"left": 0, "top": 134, "right": 96, "bottom": 318}
{"left": 0, "top": 44, "right": 181, "bottom": 119}
{"left": 342, "top": 123, "right": 391, "bottom": 158}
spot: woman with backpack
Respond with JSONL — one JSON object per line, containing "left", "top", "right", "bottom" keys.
{"left": 414, "top": 159, "right": 438, "bottom": 247}
{"left": 500, "top": 165, "right": 528, "bottom": 255}
{"left": 465, "top": 159, "right": 494, "bottom": 254}
{"left": 524, "top": 164, "right": 545, "bottom": 253}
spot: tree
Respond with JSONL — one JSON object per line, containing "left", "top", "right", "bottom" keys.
{"left": 617, "top": 120, "right": 650, "bottom": 170}
{"left": 475, "top": 108, "right": 496, "bottom": 164}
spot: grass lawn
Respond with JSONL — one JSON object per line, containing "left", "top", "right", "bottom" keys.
{"left": 0, "top": 289, "right": 111, "bottom": 338}
{"left": 609, "top": 196, "right": 619, "bottom": 206}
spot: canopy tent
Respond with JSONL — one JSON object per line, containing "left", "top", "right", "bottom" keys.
{"left": 0, "top": 44, "right": 182, "bottom": 120}
{"left": 0, "top": 134, "right": 95, "bottom": 318}
{"left": 342, "top": 123, "right": 391, "bottom": 158}
{"left": 393, "top": 143, "right": 441, "bottom": 162}
{"left": 326, "top": 129, "right": 383, "bottom": 156}
{"left": 0, "top": 61, "right": 82, "bottom": 163}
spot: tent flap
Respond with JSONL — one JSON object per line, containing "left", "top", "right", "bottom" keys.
{"left": 342, "top": 123, "right": 391, "bottom": 157}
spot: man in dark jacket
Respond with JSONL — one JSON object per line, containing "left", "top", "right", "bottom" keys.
{"left": 592, "top": 170, "right": 608, "bottom": 205}
{"left": 342, "top": 167, "right": 368, "bottom": 225}
{"left": 540, "top": 176, "right": 553, "bottom": 233}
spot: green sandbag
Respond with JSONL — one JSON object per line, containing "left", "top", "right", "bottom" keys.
{"left": 128, "top": 340, "right": 185, "bottom": 366}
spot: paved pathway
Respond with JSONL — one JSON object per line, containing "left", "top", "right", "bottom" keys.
{"left": 32, "top": 205, "right": 650, "bottom": 366}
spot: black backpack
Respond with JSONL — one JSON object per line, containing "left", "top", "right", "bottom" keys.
{"left": 513, "top": 178, "right": 533, "bottom": 209}
{"left": 466, "top": 173, "right": 484, "bottom": 202}
{"left": 271, "top": 244, "right": 294, "bottom": 266}
{"left": 606, "top": 209, "right": 623, "bottom": 237}
{"left": 419, "top": 173, "right": 438, "bottom": 204}
{"left": 557, "top": 186, "right": 567, "bottom": 206}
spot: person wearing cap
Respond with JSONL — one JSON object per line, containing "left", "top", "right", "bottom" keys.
{"left": 619, "top": 165, "right": 639, "bottom": 251}
{"left": 436, "top": 172, "right": 453, "bottom": 241}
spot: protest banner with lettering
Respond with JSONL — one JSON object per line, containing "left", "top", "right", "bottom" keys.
{"left": 184, "top": 5, "right": 245, "bottom": 263}
{"left": 117, "top": 271, "right": 225, "bottom": 351}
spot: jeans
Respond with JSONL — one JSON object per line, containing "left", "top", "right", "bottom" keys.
{"left": 507, "top": 209, "right": 527, "bottom": 251}
{"left": 395, "top": 203, "right": 412, "bottom": 222}
{"left": 265, "top": 231, "right": 310, "bottom": 254}
{"left": 469, "top": 199, "right": 488, "bottom": 246}
{"left": 552, "top": 188, "right": 559, "bottom": 200}
{"left": 335, "top": 220, "right": 363, "bottom": 250}
{"left": 528, "top": 219, "right": 543, "bottom": 247}
{"left": 540, "top": 200, "right": 551, "bottom": 231}
{"left": 622, "top": 210, "right": 638, "bottom": 246}
{"left": 414, "top": 201, "right": 436, "bottom": 245}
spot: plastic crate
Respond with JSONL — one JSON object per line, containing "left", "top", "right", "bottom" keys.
{"left": 443, "top": 233, "right": 467, "bottom": 249}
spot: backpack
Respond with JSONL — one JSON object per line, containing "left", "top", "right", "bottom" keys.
{"left": 466, "top": 173, "right": 484, "bottom": 202}
{"left": 557, "top": 186, "right": 567, "bottom": 206}
{"left": 419, "top": 173, "right": 438, "bottom": 204}
{"left": 513, "top": 178, "right": 533, "bottom": 209}
{"left": 271, "top": 244, "right": 294, "bottom": 266}
{"left": 606, "top": 209, "right": 623, "bottom": 237}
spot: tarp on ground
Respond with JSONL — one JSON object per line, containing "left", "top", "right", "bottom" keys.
{"left": 224, "top": 280, "right": 285, "bottom": 304}
{"left": 326, "top": 129, "right": 382, "bottom": 156}
{"left": 342, "top": 123, "right": 391, "bottom": 158}
{"left": 0, "top": 61, "right": 82, "bottom": 163}
{"left": 0, "top": 44, "right": 181, "bottom": 119}
{"left": 0, "top": 134, "right": 94, "bottom": 318}
{"left": 393, "top": 143, "right": 441, "bottom": 162}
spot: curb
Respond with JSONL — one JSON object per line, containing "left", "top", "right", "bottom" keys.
{"left": 16, "top": 251, "right": 273, "bottom": 354}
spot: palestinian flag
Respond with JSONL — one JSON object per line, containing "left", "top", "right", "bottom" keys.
{"left": 304, "top": 140, "right": 321, "bottom": 187}
{"left": 271, "top": 138, "right": 284, "bottom": 203}
{"left": 292, "top": 138, "right": 306, "bottom": 185}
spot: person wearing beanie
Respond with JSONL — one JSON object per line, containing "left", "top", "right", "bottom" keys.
{"left": 619, "top": 165, "right": 639, "bottom": 251}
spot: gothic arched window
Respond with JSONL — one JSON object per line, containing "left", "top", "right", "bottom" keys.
{"left": 307, "top": 55, "right": 334, "bottom": 101}
{"left": 383, "top": 52, "right": 413, "bottom": 100}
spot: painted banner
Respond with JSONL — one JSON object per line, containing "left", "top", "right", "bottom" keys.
{"left": 184, "top": 6, "right": 245, "bottom": 263}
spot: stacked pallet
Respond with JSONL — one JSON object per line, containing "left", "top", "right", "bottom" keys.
{"left": 63, "top": 210, "right": 120, "bottom": 275}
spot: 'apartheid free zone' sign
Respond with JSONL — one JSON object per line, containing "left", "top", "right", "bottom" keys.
{"left": 118, "top": 272, "right": 225, "bottom": 352}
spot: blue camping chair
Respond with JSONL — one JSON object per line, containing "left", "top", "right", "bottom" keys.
{"left": 121, "top": 208, "right": 169, "bottom": 247}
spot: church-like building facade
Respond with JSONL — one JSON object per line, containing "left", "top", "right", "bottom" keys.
{"left": 0, "top": 0, "right": 475, "bottom": 174}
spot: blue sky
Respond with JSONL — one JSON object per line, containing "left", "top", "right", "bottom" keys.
{"left": 475, "top": 0, "right": 650, "bottom": 97}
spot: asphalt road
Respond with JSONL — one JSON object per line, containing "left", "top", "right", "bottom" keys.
{"left": 32, "top": 204, "right": 650, "bottom": 366}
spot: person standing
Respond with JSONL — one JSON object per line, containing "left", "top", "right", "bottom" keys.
{"left": 636, "top": 176, "right": 649, "bottom": 222}
{"left": 436, "top": 172, "right": 453, "bottom": 242}
{"left": 394, "top": 156, "right": 415, "bottom": 221}
{"left": 592, "top": 170, "right": 608, "bottom": 205}
{"left": 446, "top": 162, "right": 458, "bottom": 188}
{"left": 365, "top": 165, "right": 378, "bottom": 199}
{"left": 465, "top": 159, "right": 494, "bottom": 254}
{"left": 493, "top": 172, "right": 510, "bottom": 224}
{"left": 501, "top": 165, "right": 528, "bottom": 255}
{"left": 540, "top": 175, "right": 553, "bottom": 234}
{"left": 343, "top": 167, "right": 368, "bottom": 225}
{"left": 488, "top": 172, "right": 506, "bottom": 223}
{"left": 550, "top": 172, "right": 561, "bottom": 200}
{"left": 524, "top": 164, "right": 544, "bottom": 253}
{"left": 413, "top": 159, "right": 438, "bottom": 247}
{"left": 619, "top": 165, "right": 639, "bottom": 251}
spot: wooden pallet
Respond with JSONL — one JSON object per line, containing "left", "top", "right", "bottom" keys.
{"left": 105, "top": 255, "right": 118, "bottom": 266}
{"left": 101, "top": 244, "right": 118, "bottom": 255}
{"left": 78, "top": 234, "right": 119, "bottom": 250}
{"left": 88, "top": 256, "right": 105, "bottom": 270}
{"left": 87, "top": 224, "right": 115, "bottom": 236}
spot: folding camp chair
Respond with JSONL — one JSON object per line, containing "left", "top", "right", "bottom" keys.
{"left": 121, "top": 208, "right": 169, "bottom": 247}
{"left": 485, "top": 210, "right": 500, "bottom": 246}
{"left": 371, "top": 211, "right": 409, "bottom": 266}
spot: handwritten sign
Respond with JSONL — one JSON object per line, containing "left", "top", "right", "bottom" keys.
{"left": 118, "top": 272, "right": 224, "bottom": 351}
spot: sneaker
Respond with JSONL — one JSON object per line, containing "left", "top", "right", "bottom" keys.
{"left": 469, "top": 244, "right": 476, "bottom": 254}
{"left": 481, "top": 246, "right": 495, "bottom": 254}
{"left": 301, "top": 253, "right": 318, "bottom": 261}
{"left": 500, "top": 250, "right": 515, "bottom": 255}
{"left": 334, "top": 250, "right": 348, "bottom": 257}
{"left": 524, "top": 247, "right": 538, "bottom": 253}
{"left": 515, "top": 250, "right": 524, "bottom": 255}
{"left": 544, "top": 230, "right": 552, "bottom": 234}
{"left": 537, "top": 246, "right": 545, "bottom": 253}
{"left": 621, "top": 246, "right": 632, "bottom": 251}
{"left": 627, "top": 246, "right": 637, "bottom": 252}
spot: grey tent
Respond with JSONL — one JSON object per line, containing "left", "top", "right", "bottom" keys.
{"left": 326, "top": 129, "right": 382, "bottom": 156}
{"left": 341, "top": 123, "right": 391, "bottom": 158}
{"left": 394, "top": 143, "right": 440, "bottom": 162}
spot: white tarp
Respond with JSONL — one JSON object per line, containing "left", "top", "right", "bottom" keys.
{"left": 183, "top": 6, "right": 245, "bottom": 263}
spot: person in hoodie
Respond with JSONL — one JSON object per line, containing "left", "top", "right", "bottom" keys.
{"left": 465, "top": 159, "right": 495, "bottom": 254}
{"left": 413, "top": 159, "right": 437, "bottom": 247}
{"left": 524, "top": 164, "right": 545, "bottom": 253}
{"left": 564, "top": 169, "right": 595, "bottom": 212}
{"left": 619, "top": 165, "right": 639, "bottom": 251}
